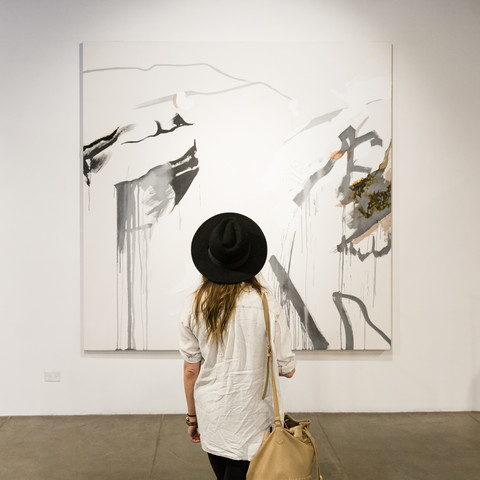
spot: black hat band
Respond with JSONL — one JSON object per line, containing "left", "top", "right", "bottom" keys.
{"left": 207, "top": 243, "right": 251, "bottom": 270}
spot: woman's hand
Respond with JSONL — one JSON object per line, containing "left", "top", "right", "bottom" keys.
{"left": 280, "top": 368, "right": 295, "bottom": 378}
{"left": 188, "top": 425, "right": 201, "bottom": 443}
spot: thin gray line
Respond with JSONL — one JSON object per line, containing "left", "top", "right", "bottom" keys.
{"left": 284, "top": 108, "right": 344, "bottom": 144}
{"left": 389, "top": 43, "right": 394, "bottom": 353}
{"left": 145, "top": 236, "right": 150, "bottom": 351}
{"left": 315, "top": 415, "right": 344, "bottom": 466}
{"left": 0, "top": 416, "right": 10, "bottom": 432}
{"left": 116, "top": 246, "right": 120, "bottom": 351}
{"left": 287, "top": 231, "right": 296, "bottom": 276}
{"left": 84, "top": 62, "right": 293, "bottom": 107}
{"left": 366, "top": 98, "right": 384, "bottom": 105}
{"left": 136, "top": 82, "right": 293, "bottom": 109}
{"left": 148, "top": 415, "right": 164, "bottom": 479}
{"left": 83, "top": 62, "right": 249, "bottom": 83}
{"left": 469, "top": 413, "right": 480, "bottom": 426}
{"left": 356, "top": 116, "right": 369, "bottom": 134}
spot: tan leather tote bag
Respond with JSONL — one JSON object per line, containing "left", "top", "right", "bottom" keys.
{"left": 246, "top": 293, "right": 323, "bottom": 480}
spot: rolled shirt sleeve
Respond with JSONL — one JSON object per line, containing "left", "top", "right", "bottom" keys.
{"left": 178, "top": 300, "right": 203, "bottom": 364}
{"left": 271, "top": 297, "right": 296, "bottom": 375}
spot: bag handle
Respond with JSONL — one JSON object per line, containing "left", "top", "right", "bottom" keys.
{"left": 305, "top": 427, "right": 323, "bottom": 480}
{"left": 260, "top": 292, "right": 322, "bottom": 480}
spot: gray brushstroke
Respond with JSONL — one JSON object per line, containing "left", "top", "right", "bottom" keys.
{"left": 338, "top": 234, "right": 392, "bottom": 261}
{"left": 337, "top": 208, "right": 389, "bottom": 249}
{"left": 292, "top": 124, "right": 382, "bottom": 208}
{"left": 337, "top": 216, "right": 391, "bottom": 254}
{"left": 284, "top": 109, "right": 344, "bottom": 145}
{"left": 138, "top": 226, "right": 149, "bottom": 350}
{"left": 332, "top": 291, "right": 391, "bottom": 349}
{"left": 293, "top": 158, "right": 336, "bottom": 206}
{"left": 332, "top": 292, "right": 353, "bottom": 349}
{"left": 115, "top": 142, "right": 199, "bottom": 350}
{"left": 125, "top": 210, "right": 136, "bottom": 351}
{"left": 329, "top": 130, "right": 391, "bottom": 349}
{"left": 285, "top": 100, "right": 383, "bottom": 146}
{"left": 337, "top": 125, "right": 383, "bottom": 200}
{"left": 116, "top": 141, "right": 199, "bottom": 235}
{"left": 269, "top": 255, "right": 329, "bottom": 350}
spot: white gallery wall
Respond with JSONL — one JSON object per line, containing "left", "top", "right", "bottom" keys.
{"left": 0, "top": 0, "right": 479, "bottom": 415}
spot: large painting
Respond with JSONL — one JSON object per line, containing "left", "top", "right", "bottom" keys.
{"left": 82, "top": 42, "right": 392, "bottom": 351}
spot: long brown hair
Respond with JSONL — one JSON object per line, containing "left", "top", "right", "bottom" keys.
{"left": 193, "top": 276, "right": 265, "bottom": 345}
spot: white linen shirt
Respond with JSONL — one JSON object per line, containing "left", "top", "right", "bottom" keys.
{"left": 179, "top": 288, "right": 296, "bottom": 461}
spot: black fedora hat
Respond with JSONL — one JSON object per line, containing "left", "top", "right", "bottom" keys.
{"left": 191, "top": 212, "right": 268, "bottom": 284}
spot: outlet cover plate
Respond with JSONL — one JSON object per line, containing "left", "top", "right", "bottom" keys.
{"left": 44, "top": 372, "right": 61, "bottom": 382}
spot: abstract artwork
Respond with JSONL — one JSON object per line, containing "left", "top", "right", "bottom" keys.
{"left": 82, "top": 42, "right": 392, "bottom": 351}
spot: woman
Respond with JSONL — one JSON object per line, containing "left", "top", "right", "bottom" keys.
{"left": 179, "top": 212, "right": 296, "bottom": 480}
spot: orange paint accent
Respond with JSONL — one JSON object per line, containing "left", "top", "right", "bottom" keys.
{"left": 329, "top": 150, "right": 345, "bottom": 161}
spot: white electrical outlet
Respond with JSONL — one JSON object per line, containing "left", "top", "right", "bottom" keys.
{"left": 44, "top": 371, "right": 61, "bottom": 382}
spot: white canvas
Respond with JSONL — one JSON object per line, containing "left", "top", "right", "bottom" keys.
{"left": 82, "top": 42, "right": 392, "bottom": 351}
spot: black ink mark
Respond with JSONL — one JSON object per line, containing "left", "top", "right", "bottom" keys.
{"left": 122, "top": 114, "right": 193, "bottom": 145}
{"left": 83, "top": 125, "right": 132, "bottom": 185}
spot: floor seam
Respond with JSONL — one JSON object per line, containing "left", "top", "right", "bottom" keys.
{"left": 0, "top": 416, "right": 11, "bottom": 433}
{"left": 468, "top": 412, "right": 480, "bottom": 426}
{"left": 316, "top": 416, "right": 345, "bottom": 467}
{"left": 147, "top": 415, "right": 164, "bottom": 480}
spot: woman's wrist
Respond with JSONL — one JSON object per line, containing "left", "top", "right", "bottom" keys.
{"left": 186, "top": 415, "right": 198, "bottom": 426}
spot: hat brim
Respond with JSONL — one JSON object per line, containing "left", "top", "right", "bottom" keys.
{"left": 191, "top": 212, "right": 268, "bottom": 284}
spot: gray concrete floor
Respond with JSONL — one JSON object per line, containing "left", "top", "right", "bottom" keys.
{"left": 0, "top": 413, "right": 479, "bottom": 479}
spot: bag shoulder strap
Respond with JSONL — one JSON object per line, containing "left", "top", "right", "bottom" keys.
{"left": 261, "top": 292, "right": 271, "bottom": 400}
{"left": 261, "top": 292, "right": 322, "bottom": 480}
{"left": 260, "top": 292, "right": 282, "bottom": 426}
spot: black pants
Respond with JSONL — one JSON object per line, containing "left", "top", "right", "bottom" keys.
{"left": 207, "top": 453, "right": 250, "bottom": 480}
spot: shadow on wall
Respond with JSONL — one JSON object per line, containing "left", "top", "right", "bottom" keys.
{"left": 470, "top": 372, "right": 480, "bottom": 411}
